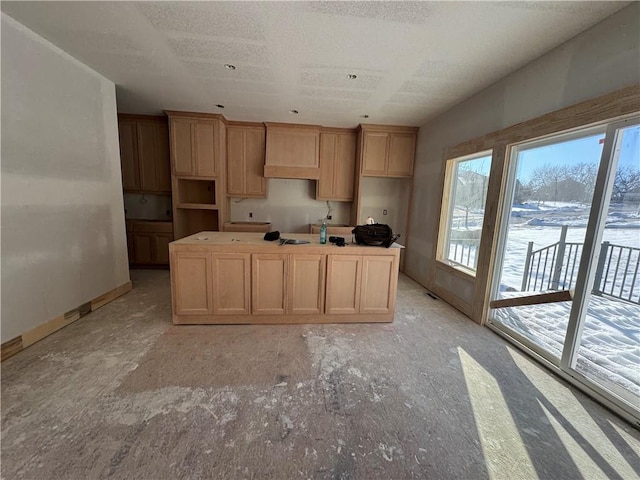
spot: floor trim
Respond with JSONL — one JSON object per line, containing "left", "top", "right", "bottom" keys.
{"left": 1, "top": 281, "right": 132, "bottom": 361}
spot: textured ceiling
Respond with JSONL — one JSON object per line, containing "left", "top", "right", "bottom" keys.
{"left": 1, "top": 1, "right": 629, "bottom": 128}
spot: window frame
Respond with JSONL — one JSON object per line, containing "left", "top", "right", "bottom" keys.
{"left": 436, "top": 149, "right": 493, "bottom": 276}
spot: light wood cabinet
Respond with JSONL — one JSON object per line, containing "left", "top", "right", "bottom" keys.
{"left": 118, "top": 115, "right": 171, "bottom": 193}
{"left": 289, "top": 254, "right": 325, "bottom": 315}
{"left": 252, "top": 254, "right": 287, "bottom": 315}
{"left": 317, "top": 129, "right": 357, "bottom": 201}
{"left": 169, "top": 233, "right": 401, "bottom": 324}
{"left": 128, "top": 221, "right": 173, "bottom": 266}
{"left": 360, "top": 255, "right": 396, "bottom": 314}
{"left": 264, "top": 123, "right": 321, "bottom": 179}
{"left": 227, "top": 123, "right": 266, "bottom": 198}
{"left": 172, "top": 252, "right": 212, "bottom": 315}
{"left": 169, "top": 116, "right": 220, "bottom": 177}
{"left": 211, "top": 253, "right": 251, "bottom": 315}
{"left": 360, "top": 126, "right": 418, "bottom": 177}
{"left": 326, "top": 254, "right": 397, "bottom": 315}
{"left": 325, "top": 255, "right": 362, "bottom": 314}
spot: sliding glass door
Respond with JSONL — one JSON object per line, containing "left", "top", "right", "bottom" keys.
{"left": 489, "top": 116, "right": 640, "bottom": 420}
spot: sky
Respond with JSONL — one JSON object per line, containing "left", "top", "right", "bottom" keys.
{"left": 516, "top": 125, "right": 640, "bottom": 183}
{"left": 462, "top": 124, "right": 640, "bottom": 184}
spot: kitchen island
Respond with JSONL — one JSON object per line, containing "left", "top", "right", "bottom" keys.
{"left": 169, "top": 232, "right": 401, "bottom": 324}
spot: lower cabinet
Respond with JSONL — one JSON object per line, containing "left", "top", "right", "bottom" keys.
{"left": 325, "top": 255, "right": 362, "bottom": 314}
{"left": 360, "top": 255, "right": 397, "bottom": 314}
{"left": 212, "top": 253, "right": 251, "bottom": 315}
{"left": 173, "top": 252, "right": 250, "bottom": 315}
{"left": 252, "top": 254, "right": 288, "bottom": 315}
{"left": 288, "top": 254, "right": 326, "bottom": 315}
{"left": 171, "top": 249, "right": 398, "bottom": 323}
{"left": 252, "top": 254, "right": 326, "bottom": 315}
{"left": 326, "top": 254, "right": 396, "bottom": 315}
{"left": 173, "top": 252, "right": 212, "bottom": 315}
{"left": 128, "top": 221, "right": 173, "bottom": 266}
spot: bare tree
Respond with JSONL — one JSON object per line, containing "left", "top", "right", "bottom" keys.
{"left": 612, "top": 165, "right": 640, "bottom": 203}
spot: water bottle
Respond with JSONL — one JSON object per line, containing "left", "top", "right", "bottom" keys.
{"left": 320, "top": 220, "right": 327, "bottom": 244}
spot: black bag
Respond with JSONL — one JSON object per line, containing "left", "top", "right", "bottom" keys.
{"left": 352, "top": 224, "right": 400, "bottom": 248}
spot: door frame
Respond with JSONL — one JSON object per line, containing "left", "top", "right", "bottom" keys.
{"left": 487, "top": 115, "right": 640, "bottom": 425}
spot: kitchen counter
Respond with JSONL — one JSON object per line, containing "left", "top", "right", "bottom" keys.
{"left": 169, "top": 231, "right": 400, "bottom": 325}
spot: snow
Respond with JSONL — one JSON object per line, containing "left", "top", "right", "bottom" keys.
{"left": 488, "top": 202, "right": 640, "bottom": 403}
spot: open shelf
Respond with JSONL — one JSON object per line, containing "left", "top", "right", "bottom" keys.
{"left": 177, "top": 179, "right": 216, "bottom": 205}
{"left": 174, "top": 209, "right": 219, "bottom": 239}
{"left": 177, "top": 203, "right": 218, "bottom": 210}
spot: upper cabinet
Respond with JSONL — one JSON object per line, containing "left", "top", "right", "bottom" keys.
{"left": 168, "top": 112, "right": 223, "bottom": 178}
{"left": 360, "top": 125, "right": 418, "bottom": 177}
{"left": 118, "top": 115, "right": 171, "bottom": 194}
{"left": 264, "top": 123, "right": 321, "bottom": 179}
{"left": 227, "top": 123, "right": 267, "bottom": 198}
{"left": 317, "top": 128, "right": 357, "bottom": 201}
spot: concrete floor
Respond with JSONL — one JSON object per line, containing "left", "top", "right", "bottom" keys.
{"left": 2, "top": 270, "right": 639, "bottom": 480}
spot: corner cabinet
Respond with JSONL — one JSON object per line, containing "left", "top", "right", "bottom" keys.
{"left": 226, "top": 123, "right": 267, "bottom": 198}
{"left": 317, "top": 129, "right": 357, "bottom": 201}
{"left": 264, "top": 123, "right": 321, "bottom": 179}
{"left": 360, "top": 125, "right": 418, "bottom": 177}
{"left": 118, "top": 115, "right": 171, "bottom": 194}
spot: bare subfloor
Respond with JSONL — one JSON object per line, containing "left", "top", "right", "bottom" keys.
{"left": 2, "top": 270, "right": 639, "bottom": 479}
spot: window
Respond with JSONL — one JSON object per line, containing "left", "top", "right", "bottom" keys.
{"left": 438, "top": 151, "right": 492, "bottom": 273}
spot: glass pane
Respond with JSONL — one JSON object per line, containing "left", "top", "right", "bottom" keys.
{"left": 491, "top": 129, "right": 605, "bottom": 360}
{"left": 574, "top": 124, "right": 640, "bottom": 406}
{"left": 444, "top": 154, "right": 491, "bottom": 271}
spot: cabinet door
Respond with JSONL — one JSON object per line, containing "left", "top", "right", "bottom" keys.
{"left": 211, "top": 253, "right": 251, "bottom": 315}
{"left": 171, "top": 118, "right": 194, "bottom": 176}
{"left": 226, "top": 127, "right": 245, "bottom": 196}
{"left": 137, "top": 122, "right": 159, "bottom": 191}
{"left": 288, "top": 255, "right": 325, "bottom": 314}
{"left": 361, "top": 131, "right": 389, "bottom": 176}
{"left": 172, "top": 252, "right": 212, "bottom": 315}
{"left": 334, "top": 133, "right": 357, "bottom": 200}
{"left": 153, "top": 233, "right": 173, "bottom": 264}
{"left": 126, "top": 221, "right": 135, "bottom": 264}
{"left": 252, "top": 254, "right": 287, "bottom": 315}
{"left": 133, "top": 233, "right": 154, "bottom": 264}
{"left": 317, "top": 133, "right": 336, "bottom": 199}
{"left": 360, "top": 255, "right": 396, "bottom": 314}
{"left": 155, "top": 123, "right": 172, "bottom": 192}
{"left": 118, "top": 120, "right": 140, "bottom": 191}
{"left": 325, "top": 255, "right": 362, "bottom": 314}
{"left": 387, "top": 133, "right": 416, "bottom": 177}
{"left": 195, "top": 122, "right": 217, "bottom": 177}
{"left": 244, "top": 127, "right": 266, "bottom": 197}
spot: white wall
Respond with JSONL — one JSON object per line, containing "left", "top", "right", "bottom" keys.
{"left": 359, "top": 177, "right": 411, "bottom": 243}
{"left": 1, "top": 14, "right": 129, "bottom": 342}
{"left": 406, "top": 4, "right": 640, "bottom": 307}
{"left": 230, "top": 178, "right": 351, "bottom": 233}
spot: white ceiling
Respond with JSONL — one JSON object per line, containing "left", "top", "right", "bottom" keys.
{"left": 1, "top": 1, "right": 629, "bottom": 128}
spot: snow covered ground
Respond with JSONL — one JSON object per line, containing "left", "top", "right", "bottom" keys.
{"left": 451, "top": 201, "right": 640, "bottom": 403}
{"left": 491, "top": 201, "right": 640, "bottom": 404}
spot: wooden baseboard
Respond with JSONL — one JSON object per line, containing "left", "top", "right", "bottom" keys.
{"left": 1, "top": 280, "right": 132, "bottom": 362}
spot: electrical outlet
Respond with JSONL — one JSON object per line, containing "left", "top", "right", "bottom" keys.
{"left": 249, "top": 212, "right": 253, "bottom": 218}
{"left": 383, "top": 209, "right": 388, "bottom": 215}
